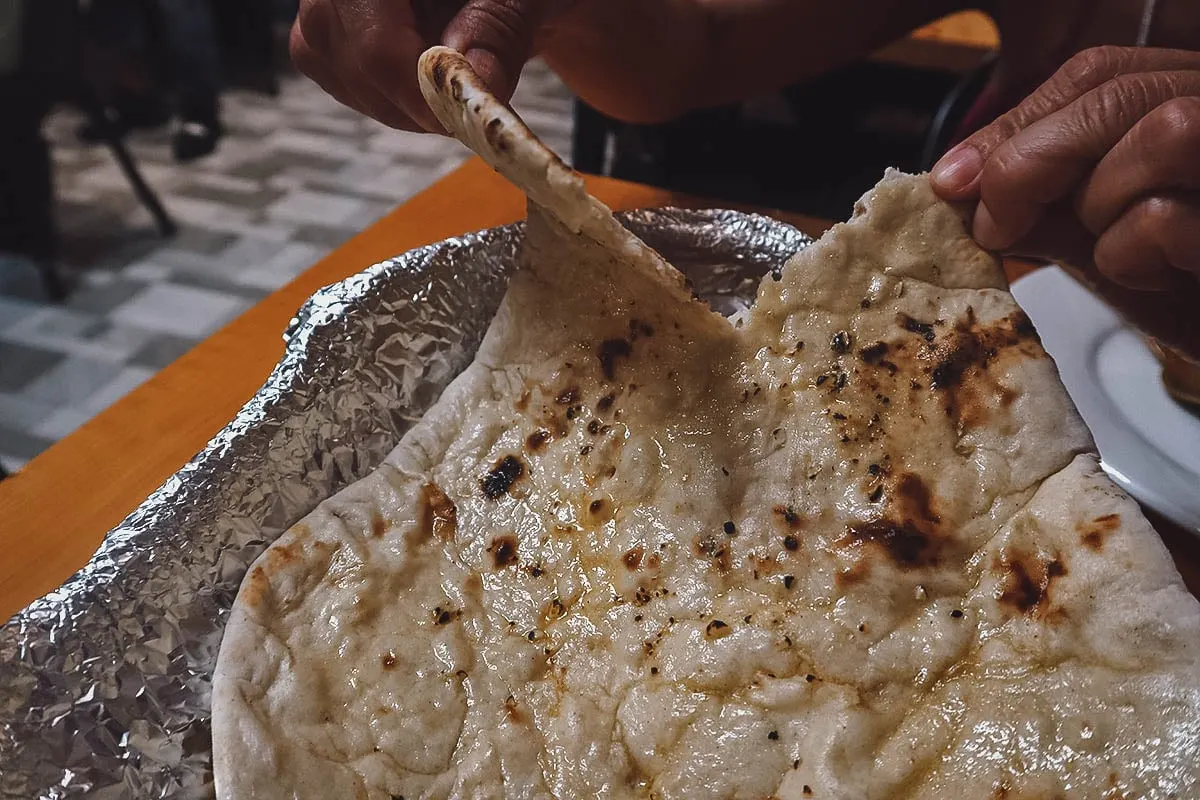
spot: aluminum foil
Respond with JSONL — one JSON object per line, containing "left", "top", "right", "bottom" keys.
{"left": 0, "top": 209, "right": 811, "bottom": 799}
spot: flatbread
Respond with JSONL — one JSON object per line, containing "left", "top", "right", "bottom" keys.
{"left": 212, "top": 48, "right": 1200, "bottom": 799}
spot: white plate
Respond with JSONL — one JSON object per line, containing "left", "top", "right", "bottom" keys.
{"left": 1011, "top": 267, "right": 1200, "bottom": 534}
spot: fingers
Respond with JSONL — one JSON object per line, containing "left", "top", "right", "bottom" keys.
{"left": 1077, "top": 96, "right": 1200, "bottom": 233}
{"left": 326, "top": 0, "right": 443, "bottom": 131}
{"left": 289, "top": 16, "right": 370, "bottom": 117}
{"left": 291, "top": 0, "right": 441, "bottom": 132}
{"left": 290, "top": 12, "right": 426, "bottom": 132}
{"left": 442, "top": 0, "right": 552, "bottom": 102}
{"left": 972, "top": 70, "right": 1200, "bottom": 250}
{"left": 1094, "top": 193, "right": 1200, "bottom": 289}
{"left": 290, "top": 0, "right": 547, "bottom": 132}
{"left": 932, "top": 47, "right": 1200, "bottom": 198}
{"left": 997, "top": 200, "right": 1097, "bottom": 269}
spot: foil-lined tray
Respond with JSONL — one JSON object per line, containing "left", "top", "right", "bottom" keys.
{"left": 0, "top": 209, "right": 811, "bottom": 798}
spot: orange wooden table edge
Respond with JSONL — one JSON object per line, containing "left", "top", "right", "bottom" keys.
{"left": 2, "top": 156, "right": 1196, "bottom": 621}
{"left": 912, "top": 10, "right": 998, "bottom": 49}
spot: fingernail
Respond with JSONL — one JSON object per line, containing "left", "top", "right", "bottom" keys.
{"left": 932, "top": 145, "right": 983, "bottom": 194}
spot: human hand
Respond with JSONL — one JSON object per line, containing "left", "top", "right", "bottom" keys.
{"left": 932, "top": 46, "right": 1200, "bottom": 291}
{"left": 290, "top": 0, "right": 553, "bottom": 133}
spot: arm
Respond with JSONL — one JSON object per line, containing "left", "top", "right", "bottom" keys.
{"left": 540, "top": 0, "right": 968, "bottom": 123}
{"left": 290, "top": 0, "right": 968, "bottom": 132}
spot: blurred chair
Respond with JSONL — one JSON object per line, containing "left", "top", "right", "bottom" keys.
{"left": 0, "top": 0, "right": 63, "bottom": 297}
{"left": 571, "top": 53, "right": 997, "bottom": 221}
{"left": 0, "top": 0, "right": 176, "bottom": 301}
{"left": 211, "top": 0, "right": 282, "bottom": 95}
{"left": 918, "top": 51, "right": 998, "bottom": 170}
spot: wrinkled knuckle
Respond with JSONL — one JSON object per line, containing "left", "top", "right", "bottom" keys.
{"left": 460, "top": 1, "right": 537, "bottom": 50}
{"left": 1140, "top": 196, "right": 1183, "bottom": 234}
{"left": 1086, "top": 75, "right": 1151, "bottom": 132}
{"left": 961, "top": 111, "right": 1023, "bottom": 160}
{"left": 988, "top": 110, "right": 1027, "bottom": 144}
{"left": 355, "top": 27, "right": 401, "bottom": 77}
{"left": 1153, "top": 96, "right": 1200, "bottom": 150}
{"left": 1061, "top": 46, "right": 1129, "bottom": 88}
{"left": 980, "top": 144, "right": 1020, "bottom": 190}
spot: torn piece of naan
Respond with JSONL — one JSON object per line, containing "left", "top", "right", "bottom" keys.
{"left": 212, "top": 48, "right": 1200, "bottom": 800}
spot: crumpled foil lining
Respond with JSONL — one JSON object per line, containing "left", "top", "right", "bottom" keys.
{"left": 0, "top": 209, "right": 811, "bottom": 798}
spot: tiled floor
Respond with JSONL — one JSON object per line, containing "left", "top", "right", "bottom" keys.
{"left": 0, "top": 64, "right": 574, "bottom": 471}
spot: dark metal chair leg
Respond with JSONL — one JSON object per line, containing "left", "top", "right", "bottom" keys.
{"left": 103, "top": 133, "right": 178, "bottom": 238}
{"left": 75, "top": 86, "right": 178, "bottom": 239}
{"left": 0, "top": 109, "right": 69, "bottom": 301}
{"left": 920, "top": 51, "right": 998, "bottom": 171}
{"left": 572, "top": 99, "right": 612, "bottom": 175}
{"left": 38, "top": 258, "right": 68, "bottom": 300}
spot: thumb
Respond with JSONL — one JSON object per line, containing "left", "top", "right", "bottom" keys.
{"left": 441, "top": 0, "right": 551, "bottom": 102}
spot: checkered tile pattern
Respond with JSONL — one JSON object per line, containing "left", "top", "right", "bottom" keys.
{"left": 0, "top": 64, "right": 574, "bottom": 471}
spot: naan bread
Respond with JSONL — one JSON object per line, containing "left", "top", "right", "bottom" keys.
{"left": 212, "top": 48, "right": 1200, "bottom": 799}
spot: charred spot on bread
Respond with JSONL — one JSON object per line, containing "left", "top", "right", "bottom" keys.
{"left": 545, "top": 597, "right": 566, "bottom": 621}
{"left": 588, "top": 497, "right": 612, "bottom": 521}
{"left": 774, "top": 505, "right": 801, "bottom": 527}
{"left": 859, "top": 341, "right": 890, "bottom": 364}
{"left": 482, "top": 455, "right": 524, "bottom": 498}
{"left": 623, "top": 546, "right": 644, "bottom": 571}
{"left": 419, "top": 484, "right": 458, "bottom": 540}
{"left": 629, "top": 318, "right": 655, "bottom": 338}
{"left": 484, "top": 116, "right": 507, "bottom": 151}
{"left": 847, "top": 518, "right": 937, "bottom": 567}
{"left": 898, "top": 313, "right": 936, "bottom": 342}
{"left": 431, "top": 57, "right": 449, "bottom": 89}
{"left": 845, "top": 472, "right": 945, "bottom": 568}
{"left": 488, "top": 535, "right": 519, "bottom": 569}
{"left": 695, "top": 534, "right": 732, "bottom": 570}
{"left": 526, "top": 429, "right": 552, "bottom": 451}
{"left": 996, "top": 549, "right": 1068, "bottom": 614}
{"left": 1078, "top": 513, "right": 1121, "bottom": 551}
{"left": 704, "top": 619, "right": 731, "bottom": 640}
{"left": 599, "top": 338, "right": 633, "bottom": 380}
{"left": 926, "top": 309, "right": 1046, "bottom": 426}
{"left": 895, "top": 473, "right": 940, "bottom": 527}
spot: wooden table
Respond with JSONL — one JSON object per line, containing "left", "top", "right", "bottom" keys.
{"left": 1, "top": 157, "right": 1196, "bottom": 621}
{"left": 877, "top": 10, "right": 999, "bottom": 73}
{"left": 913, "top": 10, "right": 999, "bottom": 50}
